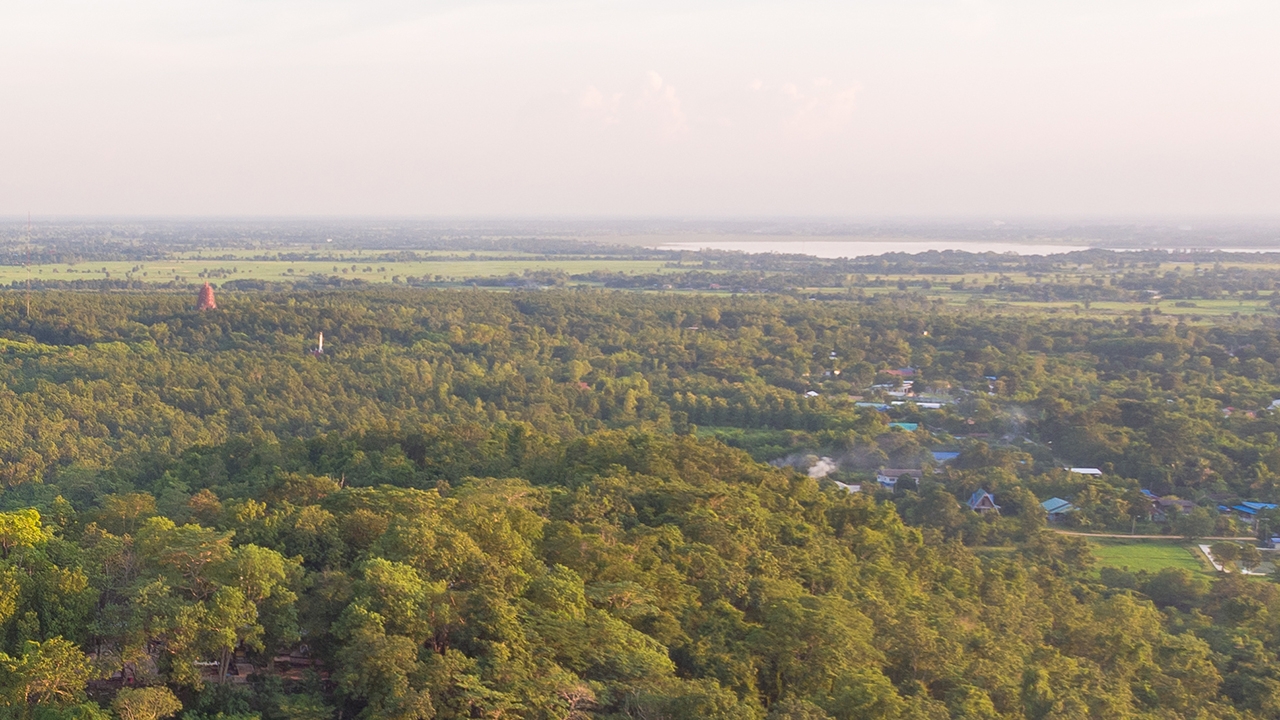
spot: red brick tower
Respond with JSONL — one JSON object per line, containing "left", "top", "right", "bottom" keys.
{"left": 196, "top": 282, "right": 217, "bottom": 310}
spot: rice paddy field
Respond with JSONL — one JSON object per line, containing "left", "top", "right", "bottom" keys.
{"left": 0, "top": 256, "right": 680, "bottom": 285}
{"left": 1088, "top": 538, "right": 1214, "bottom": 575}
{"left": 3, "top": 248, "right": 1279, "bottom": 322}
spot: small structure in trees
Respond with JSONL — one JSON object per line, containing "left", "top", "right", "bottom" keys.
{"left": 967, "top": 489, "right": 1000, "bottom": 514}
{"left": 1152, "top": 497, "right": 1196, "bottom": 522}
{"left": 875, "top": 468, "right": 921, "bottom": 491}
{"left": 1041, "top": 497, "right": 1075, "bottom": 523}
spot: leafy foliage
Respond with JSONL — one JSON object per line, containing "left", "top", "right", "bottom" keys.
{"left": 1, "top": 287, "right": 1280, "bottom": 717}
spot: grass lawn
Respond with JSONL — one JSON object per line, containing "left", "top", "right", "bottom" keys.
{"left": 1088, "top": 538, "right": 1213, "bottom": 576}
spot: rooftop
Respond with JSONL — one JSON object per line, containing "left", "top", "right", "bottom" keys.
{"left": 1041, "top": 497, "right": 1075, "bottom": 514}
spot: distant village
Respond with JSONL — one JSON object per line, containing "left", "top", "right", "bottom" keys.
{"left": 791, "top": 362, "right": 1280, "bottom": 550}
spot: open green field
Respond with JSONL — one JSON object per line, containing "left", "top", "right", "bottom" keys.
{"left": 1088, "top": 538, "right": 1212, "bottom": 575}
{"left": 169, "top": 248, "right": 532, "bottom": 260}
{"left": 994, "top": 298, "right": 1275, "bottom": 317}
{"left": 0, "top": 257, "right": 681, "bottom": 285}
{"left": 4, "top": 251, "right": 1279, "bottom": 322}
{"left": 855, "top": 284, "right": 1278, "bottom": 318}
{"left": 846, "top": 275, "right": 1278, "bottom": 320}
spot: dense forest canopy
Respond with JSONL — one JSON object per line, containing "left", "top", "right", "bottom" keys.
{"left": 4, "top": 284, "right": 1280, "bottom": 718}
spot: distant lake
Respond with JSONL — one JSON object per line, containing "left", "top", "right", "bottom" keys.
{"left": 652, "top": 239, "right": 1093, "bottom": 258}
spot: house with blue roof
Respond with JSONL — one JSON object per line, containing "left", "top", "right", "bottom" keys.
{"left": 967, "top": 489, "right": 1000, "bottom": 514}
{"left": 931, "top": 451, "right": 960, "bottom": 464}
{"left": 1041, "top": 497, "right": 1075, "bottom": 523}
{"left": 889, "top": 422, "right": 918, "bottom": 432}
{"left": 1230, "top": 501, "right": 1278, "bottom": 526}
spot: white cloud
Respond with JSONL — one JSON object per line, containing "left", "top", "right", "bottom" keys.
{"left": 778, "top": 79, "right": 861, "bottom": 139}
{"left": 640, "top": 71, "right": 688, "bottom": 138}
{"left": 579, "top": 85, "right": 623, "bottom": 125}
{"left": 575, "top": 71, "right": 687, "bottom": 138}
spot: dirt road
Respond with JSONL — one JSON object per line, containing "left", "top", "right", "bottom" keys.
{"left": 1051, "top": 530, "right": 1256, "bottom": 541}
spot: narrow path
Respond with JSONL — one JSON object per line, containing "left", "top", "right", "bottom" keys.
{"left": 1051, "top": 529, "right": 1256, "bottom": 541}
{"left": 1197, "top": 544, "right": 1268, "bottom": 575}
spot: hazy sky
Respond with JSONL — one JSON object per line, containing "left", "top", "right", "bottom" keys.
{"left": 1, "top": 0, "right": 1277, "bottom": 217}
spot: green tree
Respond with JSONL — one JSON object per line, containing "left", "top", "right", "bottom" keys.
{"left": 95, "top": 494, "right": 158, "bottom": 537}
{"left": 275, "top": 693, "right": 334, "bottom": 720}
{"left": 110, "top": 687, "right": 182, "bottom": 720}
{"left": 332, "top": 606, "right": 433, "bottom": 720}
{"left": 1210, "top": 541, "right": 1239, "bottom": 570}
{"left": 135, "top": 519, "right": 233, "bottom": 601}
{"left": 0, "top": 511, "right": 45, "bottom": 560}
{"left": 1238, "top": 543, "right": 1262, "bottom": 572}
{"left": 221, "top": 545, "right": 300, "bottom": 663}
{"left": 766, "top": 698, "right": 832, "bottom": 719}
{"left": 202, "top": 587, "right": 262, "bottom": 685}
{"left": 1174, "top": 506, "right": 1216, "bottom": 541}
{"left": 1142, "top": 568, "right": 1210, "bottom": 610}
{"left": 0, "top": 638, "right": 95, "bottom": 709}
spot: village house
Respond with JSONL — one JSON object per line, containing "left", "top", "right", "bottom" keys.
{"left": 1229, "top": 501, "right": 1278, "bottom": 526}
{"left": 876, "top": 468, "right": 922, "bottom": 491}
{"left": 1040, "top": 497, "right": 1075, "bottom": 523}
{"left": 1150, "top": 496, "right": 1197, "bottom": 522}
{"left": 968, "top": 489, "right": 1000, "bottom": 513}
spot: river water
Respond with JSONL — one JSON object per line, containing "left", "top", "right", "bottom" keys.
{"left": 652, "top": 239, "right": 1094, "bottom": 258}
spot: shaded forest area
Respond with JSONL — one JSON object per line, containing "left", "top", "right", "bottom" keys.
{"left": 3, "top": 288, "right": 1280, "bottom": 718}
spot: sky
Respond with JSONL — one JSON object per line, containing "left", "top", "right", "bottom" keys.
{"left": 0, "top": 0, "right": 1277, "bottom": 218}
